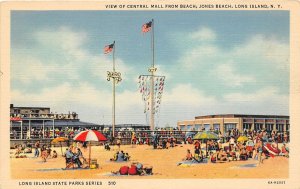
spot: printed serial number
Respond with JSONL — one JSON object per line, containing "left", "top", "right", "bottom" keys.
{"left": 268, "top": 181, "right": 286, "bottom": 184}
{"left": 108, "top": 181, "right": 117, "bottom": 185}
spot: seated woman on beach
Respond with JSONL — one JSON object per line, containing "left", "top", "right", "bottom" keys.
{"left": 72, "top": 149, "right": 83, "bottom": 168}
{"left": 183, "top": 149, "right": 193, "bottom": 161}
{"left": 135, "top": 162, "right": 152, "bottom": 175}
{"left": 239, "top": 147, "right": 248, "bottom": 160}
{"left": 110, "top": 151, "right": 130, "bottom": 162}
{"left": 24, "top": 144, "right": 32, "bottom": 153}
{"left": 194, "top": 149, "right": 204, "bottom": 162}
{"left": 75, "top": 148, "right": 86, "bottom": 165}
{"left": 210, "top": 151, "right": 218, "bottom": 163}
{"left": 15, "top": 145, "right": 23, "bottom": 155}
{"left": 162, "top": 139, "right": 167, "bottom": 149}
{"left": 227, "top": 148, "right": 237, "bottom": 161}
{"left": 194, "top": 140, "right": 201, "bottom": 149}
{"left": 110, "top": 151, "right": 119, "bottom": 161}
{"left": 41, "top": 149, "right": 48, "bottom": 162}
{"left": 116, "top": 151, "right": 125, "bottom": 161}
{"left": 52, "top": 150, "right": 58, "bottom": 158}
{"left": 217, "top": 149, "right": 228, "bottom": 162}
{"left": 46, "top": 146, "right": 52, "bottom": 158}
{"left": 280, "top": 144, "right": 289, "bottom": 158}
{"left": 123, "top": 153, "right": 130, "bottom": 161}
{"left": 65, "top": 147, "right": 74, "bottom": 168}
{"left": 194, "top": 146, "right": 200, "bottom": 156}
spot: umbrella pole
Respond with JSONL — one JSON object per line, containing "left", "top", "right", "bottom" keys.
{"left": 206, "top": 140, "right": 208, "bottom": 157}
{"left": 60, "top": 142, "right": 63, "bottom": 156}
{"left": 89, "top": 141, "right": 91, "bottom": 168}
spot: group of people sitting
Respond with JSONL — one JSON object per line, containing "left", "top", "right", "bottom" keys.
{"left": 110, "top": 151, "right": 130, "bottom": 162}
{"left": 182, "top": 137, "right": 290, "bottom": 164}
{"left": 112, "top": 162, "right": 153, "bottom": 176}
{"left": 209, "top": 137, "right": 289, "bottom": 164}
{"left": 153, "top": 137, "right": 178, "bottom": 150}
{"left": 13, "top": 143, "right": 34, "bottom": 155}
{"left": 64, "top": 147, "right": 86, "bottom": 168}
{"left": 183, "top": 146, "right": 205, "bottom": 163}
{"left": 40, "top": 144, "right": 58, "bottom": 162}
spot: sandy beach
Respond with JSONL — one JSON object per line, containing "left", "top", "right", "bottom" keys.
{"left": 11, "top": 144, "right": 288, "bottom": 179}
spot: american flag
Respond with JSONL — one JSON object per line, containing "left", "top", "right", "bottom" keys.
{"left": 104, "top": 43, "right": 114, "bottom": 54}
{"left": 142, "top": 21, "right": 152, "bottom": 33}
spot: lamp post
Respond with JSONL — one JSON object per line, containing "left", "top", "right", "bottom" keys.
{"left": 106, "top": 41, "right": 122, "bottom": 138}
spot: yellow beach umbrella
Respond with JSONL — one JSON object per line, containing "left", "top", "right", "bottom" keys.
{"left": 193, "top": 131, "right": 219, "bottom": 157}
{"left": 237, "top": 135, "right": 248, "bottom": 143}
{"left": 51, "top": 137, "right": 69, "bottom": 156}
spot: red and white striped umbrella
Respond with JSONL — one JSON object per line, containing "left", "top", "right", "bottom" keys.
{"left": 73, "top": 130, "right": 107, "bottom": 168}
{"left": 73, "top": 130, "right": 107, "bottom": 142}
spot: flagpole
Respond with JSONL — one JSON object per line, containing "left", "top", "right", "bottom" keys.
{"left": 112, "top": 41, "right": 116, "bottom": 138}
{"left": 150, "top": 19, "right": 155, "bottom": 131}
{"left": 152, "top": 19, "right": 155, "bottom": 68}
{"left": 139, "top": 19, "right": 165, "bottom": 134}
{"left": 107, "top": 41, "right": 121, "bottom": 139}
{"left": 113, "top": 41, "right": 115, "bottom": 72}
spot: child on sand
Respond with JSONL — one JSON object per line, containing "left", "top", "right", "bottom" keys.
{"left": 184, "top": 149, "right": 193, "bottom": 161}
{"left": 52, "top": 150, "right": 58, "bottom": 158}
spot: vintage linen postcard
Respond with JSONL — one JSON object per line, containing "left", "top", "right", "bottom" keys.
{"left": 0, "top": 0, "right": 300, "bottom": 189}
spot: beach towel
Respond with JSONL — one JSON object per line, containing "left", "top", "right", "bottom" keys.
{"left": 177, "top": 159, "right": 208, "bottom": 166}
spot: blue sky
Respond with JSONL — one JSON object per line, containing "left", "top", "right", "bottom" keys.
{"left": 11, "top": 11, "right": 290, "bottom": 127}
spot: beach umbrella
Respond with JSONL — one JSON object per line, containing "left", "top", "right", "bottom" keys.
{"left": 193, "top": 131, "right": 219, "bottom": 157}
{"left": 73, "top": 130, "right": 107, "bottom": 167}
{"left": 193, "top": 131, "right": 219, "bottom": 140}
{"left": 51, "top": 137, "right": 69, "bottom": 156}
{"left": 237, "top": 136, "right": 249, "bottom": 143}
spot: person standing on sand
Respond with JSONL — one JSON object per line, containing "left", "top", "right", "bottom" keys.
{"left": 257, "top": 139, "right": 263, "bottom": 164}
{"left": 116, "top": 137, "right": 121, "bottom": 151}
{"left": 34, "top": 141, "right": 40, "bottom": 157}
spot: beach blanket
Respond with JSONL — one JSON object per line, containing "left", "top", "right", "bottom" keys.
{"left": 61, "top": 167, "right": 90, "bottom": 171}
{"left": 177, "top": 159, "right": 208, "bottom": 166}
{"left": 34, "top": 167, "right": 90, "bottom": 172}
{"left": 106, "top": 160, "right": 130, "bottom": 163}
{"left": 230, "top": 163, "right": 258, "bottom": 169}
{"left": 103, "top": 172, "right": 152, "bottom": 177}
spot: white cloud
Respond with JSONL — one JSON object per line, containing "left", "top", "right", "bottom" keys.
{"left": 12, "top": 27, "right": 136, "bottom": 86}
{"left": 181, "top": 30, "right": 289, "bottom": 74}
{"left": 11, "top": 56, "right": 49, "bottom": 84}
{"left": 11, "top": 82, "right": 146, "bottom": 124}
{"left": 232, "top": 35, "right": 289, "bottom": 71}
{"left": 212, "top": 63, "right": 256, "bottom": 87}
{"left": 190, "top": 27, "right": 217, "bottom": 42}
{"left": 35, "top": 26, "right": 89, "bottom": 61}
{"left": 155, "top": 64, "right": 171, "bottom": 79}
{"left": 222, "top": 87, "right": 289, "bottom": 115}
{"left": 224, "top": 86, "right": 288, "bottom": 103}
{"left": 164, "top": 83, "right": 216, "bottom": 105}
{"left": 181, "top": 44, "right": 219, "bottom": 69}
{"left": 156, "top": 84, "right": 218, "bottom": 124}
